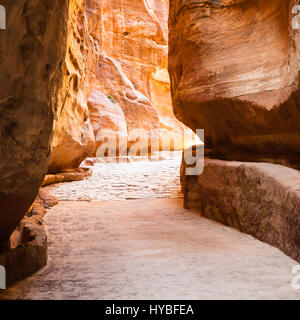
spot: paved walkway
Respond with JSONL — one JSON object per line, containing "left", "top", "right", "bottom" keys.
{"left": 44, "top": 154, "right": 182, "bottom": 202}
{"left": 1, "top": 199, "right": 299, "bottom": 300}
{"left": 1, "top": 155, "right": 300, "bottom": 299}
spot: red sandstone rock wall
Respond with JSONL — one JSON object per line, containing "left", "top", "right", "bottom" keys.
{"left": 87, "top": 0, "right": 195, "bottom": 154}
{"left": 169, "top": 0, "right": 300, "bottom": 167}
{"left": 48, "top": 0, "right": 195, "bottom": 166}
{"left": 48, "top": 0, "right": 96, "bottom": 172}
{"left": 0, "top": 0, "right": 70, "bottom": 243}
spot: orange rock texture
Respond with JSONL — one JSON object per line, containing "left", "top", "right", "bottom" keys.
{"left": 48, "top": 0, "right": 195, "bottom": 167}
{"left": 86, "top": 0, "right": 195, "bottom": 155}
{"left": 48, "top": 0, "right": 97, "bottom": 172}
{"left": 169, "top": 0, "right": 300, "bottom": 167}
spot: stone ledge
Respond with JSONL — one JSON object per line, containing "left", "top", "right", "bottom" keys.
{"left": 181, "top": 157, "right": 300, "bottom": 262}
{"left": 0, "top": 190, "right": 57, "bottom": 286}
{"left": 42, "top": 168, "right": 92, "bottom": 187}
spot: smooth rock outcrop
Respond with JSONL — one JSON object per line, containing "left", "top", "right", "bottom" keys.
{"left": 169, "top": 0, "right": 300, "bottom": 167}
{"left": 0, "top": 0, "right": 69, "bottom": 243}
{"left": 181, "top": 157, "right": 300, "bottom": 262}
{"left": 42, "top": 168, "right": 92, "bottom": 187}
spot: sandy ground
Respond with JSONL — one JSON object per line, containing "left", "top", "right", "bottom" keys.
{"left": 1, "top": 199, "right": 299, "bottom": 300}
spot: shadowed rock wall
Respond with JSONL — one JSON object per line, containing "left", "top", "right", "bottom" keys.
{"left": 0, "top": 0, "right": 70, "bottom": 244}
{"left": 169, "top": 0, "right": 300, "bottom": 168}
{"left": 173, "top": 1, "right": 300, "bottom": 261}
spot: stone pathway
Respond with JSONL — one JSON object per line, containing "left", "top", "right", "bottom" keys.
{"left": 1, "top": 154, "right": 300, "bottom": 300}
{"left": 1, "top": 199, "right": 299, "bottom": 300}
{"left": 44, "top": 153, "right": 183, "bottom": 202}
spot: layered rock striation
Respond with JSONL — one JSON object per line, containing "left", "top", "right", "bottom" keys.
{"left": 87, "top": 0, "right": 195, "bottom": 154}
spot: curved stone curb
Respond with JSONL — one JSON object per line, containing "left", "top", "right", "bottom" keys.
{"left": 42, "top": 168, "right": 92, "bottom": 187}
{"left": 181, "top": 157, "right": 300, "bottom": 262}
{"left": 0, "top": 190, "right": 57, "bottom": 287}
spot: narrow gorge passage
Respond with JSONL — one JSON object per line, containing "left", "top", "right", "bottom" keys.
{"left": 1, "top": 0, "right": 300, "bottom": 302}
{"left": 1, "top": 155, "right": 299, "bottom": 300}
{"left": 44, "top": 152, "right": 183, "bottom": 202}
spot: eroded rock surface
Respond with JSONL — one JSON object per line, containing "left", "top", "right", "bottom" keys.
{"left": 48, "top": 0, "right": 96, "bottom": 172}
{"left": 0, "top": 0, "right": 69, "bottom": 243}
{"left": 169, "top": 0, "right": 300, "bottom": 166}
{"left": 0, "top": 189, "right": 57, "bottom": 286}
{"left": 50, "top": 0, "right": 195, "bottom": 166}
{"left": 88, "top": 0, "right": 195, "bottom": 153}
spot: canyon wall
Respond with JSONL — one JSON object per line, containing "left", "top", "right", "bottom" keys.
{"left": 0, "top": 0, "right": 299, "bottom": 255}
{"left": 0, "top": 0, "right": 100, "bottom": 244}
{"left": 0, "top": 0, "right": 70, "bottom": 245}
{"left": 169, "top": 0, "right": 300, "bottom": 168}
{"left": 49, "top": 0, "right": 195, "bottom": 166}
{"left": 48, "top": 0, "right": 97, "bottom": 172}
{"left": 0, "top": 0, "right": 195, "bottom": 244}
{"left": 87, "top": 0, "right": 195, "bottom": 154}
{"left": 172, "top": 0, "right": 300, "bottom": 260}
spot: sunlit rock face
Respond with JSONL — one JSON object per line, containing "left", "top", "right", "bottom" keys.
{"left": 49, "top": 0, "right": 194, "bottom": 165}
{"left": 169, "top": 0, "right": 300, "bottom": 167}
{"left": 88, "top": 0, "right": 195, "bottom": 153}
{"left": 88, "top": 88, "right": 128, "bottom": 154}
{"left": 0, "top": 0, "right": 69, "bottom": 243}
{"left": 48, "top": 0, "right": 96, "bottom": 172}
